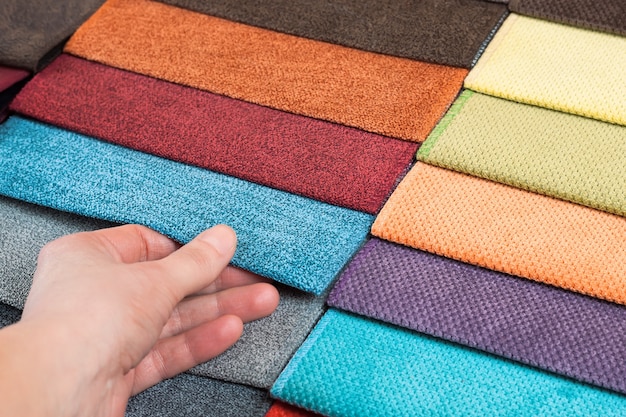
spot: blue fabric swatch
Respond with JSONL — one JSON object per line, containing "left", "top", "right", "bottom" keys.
{"left": 0, "top": 117, "right": 373, "bottom": 294}
{"left": 272, "top": 309, "right": 626, "bottom": 417}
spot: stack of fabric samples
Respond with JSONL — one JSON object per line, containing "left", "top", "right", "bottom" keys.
{"left": 0, "top": 0, "right": 624, "bottom": 415}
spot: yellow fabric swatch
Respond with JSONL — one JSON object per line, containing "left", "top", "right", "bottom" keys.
{"left": 465, "top": 14, "right": 626, "bottom": 126}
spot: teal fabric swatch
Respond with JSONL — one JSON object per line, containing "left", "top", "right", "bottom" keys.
{"left": 272, "top": 309, "right": 626, "bottom": 416}
{"left": 0, "top": 117, "right": 373, "bottom": 294}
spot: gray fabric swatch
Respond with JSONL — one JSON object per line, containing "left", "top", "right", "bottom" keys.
{"left": 189, "top": 283, "right": 326, "bottom": 388}
{"left": 126, "top": 374, "right": 272, "bottom": 417}
{"left": 0, "top": 195, "right": 115, "bottom": 309}
{"left": 0, "top": 301, "right": 21, "bottom": 328}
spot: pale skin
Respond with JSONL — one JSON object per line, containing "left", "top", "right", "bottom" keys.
{"left": 0, "top": 224, "right": 280, "bottom": 417}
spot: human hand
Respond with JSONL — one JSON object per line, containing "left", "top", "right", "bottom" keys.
{"left": 0, "top": 224, "right": 279, "bottom": 417}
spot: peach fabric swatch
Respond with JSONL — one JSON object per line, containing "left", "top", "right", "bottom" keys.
{"left": 64, "top": 0, "right": 467, "bottom": 142}
{"left": 372, "top": 163, "right": 626, "bottom": 305}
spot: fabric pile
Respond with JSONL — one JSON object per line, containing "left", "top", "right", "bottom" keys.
{"left": 0, "top": 0, "right": 624, "bottom": 415}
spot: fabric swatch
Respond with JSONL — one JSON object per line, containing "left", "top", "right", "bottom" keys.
{"left": 188, "top": 284, "right": 325, "bottom": 388}
{"left": 0, "top": 66, "right": 29, "bottom": 93}
{"left": 159, "top": 0, "right": 507, "bottom": 69}
{"left": 372, "top": 163, "right": 626, "bottom": 305}
{"left": 0, "top": 117, "right": 374, "bottom": 295}
{"left": 272, "top": 310, "right": 626, "bottom": 417}
{"left": 0, "top": 302, "right": 21, "bottom": 328}
{"left": 465, "top": 14, "right": 626, "bottom": 127}
{"left": 11, "top": 54, "right": 417, "bottom": 214}
{"left": 0, "top": 0, "right": 105, "bottom": 71}
{"left": 64, "top": 0, "right": 467, "bottom": 142}
{"left": 265, "top": 402, "right": 320, "bottom": 417}
{"left": 126, "top": 374, "right": 271, "bottom": 417}
{"left": 329, "top": 238, "right": 626, "bottom": 394}
{"left": 418, "top": 90, "right": 626, "bottom": 216}
{"left": 509, "top": 0, "right": 626, "bottom": 36}
{"left": 0, "top": 195, "right": 115, "bottom": 309}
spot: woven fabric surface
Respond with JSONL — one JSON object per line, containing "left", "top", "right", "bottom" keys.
{"left": 126, "top": 374, "right": 271, "bottom": 417}
{"left": 465, "top": 14, "right": 626, "bottom": 127}
{"left": 509, "top": 0, "right": 626, "bottom": 36}
{"left": 328, "top": 238, "right": 626, "bottom": 394}
{"left": 0, "top": 302, "right": 21, "bottom": 328}
{"left": 64, "top": 0, "right": 467, "bottom": 142}
{"left": 265, "top": 402, "right": 320, "bottom": 417}
{"left": 0, "top": 117, "right": 373, "bottom": 295}
{"left": 271, "top": 310, "right": 626, "bottom": 417}
{"left": 372, "top": 163, "right": 626, "bottom": 305}
{"left": 0, "top": 0, "right": 105, "bottom": 71}
{"left": 11, "top": 54, "right": 417, "bottom": 214}
{"left": 159, "top": 0, "right": 507, "bottom": 69}
{"left": 0, "top": 66, "right": 29, "bottom": 92}
{"left": 418, "top": 90, "right": 626, "bottom": 216}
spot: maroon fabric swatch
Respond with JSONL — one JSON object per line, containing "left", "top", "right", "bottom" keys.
{"left": 0, "top": 66, "right": 29, "bottom": 92}
{"left": 11, "top": 54, "right": 417, "bottom": 214}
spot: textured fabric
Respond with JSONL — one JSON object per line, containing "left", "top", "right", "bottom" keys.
{"left": 64, "top": 0, "right": 467, "bottom": 142}
{"left": 0, "top": 117, "right": 374, "bottom": 294}
{"left": 418, "top": 90, "right": 626, "bottom": 216}
{"left": 0, "top": 66, "right": 29, "bottom": 92}
{"left": 265, "top": 402, "right": 320, "bottom": 417}
{"left": 0, "top": 195, "right": 115, "bottom": 309}
{"left": 189, "top": 284, "right": 325, "bottom": 388}
{"left": 126, "top": 374, "right": 271, "bottom": 417}
{"left": 0, "top": 0, "right": 105, "bottom": 71}
{"left": 465, "top": 14, "right": 626, "bottom": 127}
{"left": 11, "top": 54, "right": 417, "bottom": 214}
{"left": 329, "top": 238, "right": 626, "bottom": 394}
{"left": 159, "top": 0, "right": 507, "bottom": 69}
{"left": 509, "top": 0, "right": 626, "bottom": 36}
{"left": 0, "top": 302, "right": 21, "bottom": 328}
{"left": 272, "top": 310, "right": 626, "bottom": 417}
{"left": 372, "top": 163, "right": 626, "bottom": 305}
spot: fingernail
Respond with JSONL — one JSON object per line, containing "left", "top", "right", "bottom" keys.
{"left": 198, "top": 225, "right": 236, "bottom": 256}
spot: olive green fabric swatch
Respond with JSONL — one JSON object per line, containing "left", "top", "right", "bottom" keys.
{"left": 418, "top": 90, "right": 626, "bottom": 217}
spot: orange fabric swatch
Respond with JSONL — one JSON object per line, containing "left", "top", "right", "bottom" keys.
{"left": 372, "top": 163, "right": 626, "bottom": 305}
{"left": 64, "top": 0, "right": 467, "bottom": 142}
{"left": 265, "top": 402, "right": 320, "bottom": 417}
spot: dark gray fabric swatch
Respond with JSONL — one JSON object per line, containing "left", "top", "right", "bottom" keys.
{"left": 0, "top": 0, "right": 105, "bottom": 71}
{"left": 159, "top": 0, "right": 508, "bottom": 68}
{"left": 0, "top": 302, "right": 21, "bottom": 328}
{"left": 126, "top": 374, "right": 271, "bottom": 417}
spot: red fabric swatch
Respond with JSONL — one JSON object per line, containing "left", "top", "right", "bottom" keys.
{"left": 11, "top": 55, "right": 417, "bottom": 214}
{"left": 0, "top": 66, "right": 29, "bottom": 92}
{"left": 265, "top": 402, "right": 320, "bottom": 417}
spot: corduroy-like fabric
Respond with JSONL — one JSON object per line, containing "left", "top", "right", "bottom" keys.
{"left": 465, "top": 14, "right": 626, "bottom": 127}
{"left": 265, "top": 402, "right": 320, "bottom": 417}
{"left": 64, "top": 0, "right": 468, "bottom": 142}
{"left": 372, "top": 163, "right": 626, "bottom": 305}
{"left": 0, "top": 0, "right": 105, "bottom": 71}
{"left": 509, "top": 0, "right": 626, "bottom": 36}
{"left": 328, "top": 238, "right": 626, "bottom": 394}
{"left": 11, "top": 55, "right": 417, "bottom": 214}
{"left": 189, "top": 284, "right": 325, "bottom": 388}
{"left": 271, "top": 310, "right": 626, "bottom": 417}
{"left": 158, "top": 0, "right": 507, "bottom": 69}
{"left": 0, "top": 66, "right": 29, "bottom": 92}
{"left": 126, "top": 374, "right": 271, "bottom": 417}
{"left": 0, "top": 195, "right": 115, "bottom": 309}
{"left": 0, "top": 117, "right": 374, "bottom": 294}
{"left": 418, "top": 91, "right": 626, "bottom": 216}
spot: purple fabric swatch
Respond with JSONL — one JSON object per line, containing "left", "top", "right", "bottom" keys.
{"left": 328, "top": 238, "right": 626, "bottom": 395}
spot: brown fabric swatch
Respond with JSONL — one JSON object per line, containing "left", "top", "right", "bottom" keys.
{"left": 159, "top": 0, "right": 507, "bottom": 69}
{"left": 510, "top": 0, "right": 626, "bottom": 36}
{"left": 65, "top": 0, "right": 467, "bottom": 142}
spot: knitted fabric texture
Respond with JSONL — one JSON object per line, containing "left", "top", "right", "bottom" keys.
{"left": 159, "top": 0, "right": 507, "bottom": 69}
{"left": 372, "top": 163, "right": 626, "bottom": 305}
{"left": 64, "top": 0, "right": 467, "bottom": 142}
{"left": 328, "top": 238, "right": 626, "bottom": 394}
{"left": 465, "top": 14, "right": 626, "bottom": 127}
{"left": 271, "top": 310, "right": 626, "bottom": 417}
{"left": 265, "top": 402, "right": 320, "bottom": 417}
{"left": 126, "top": 374, "right": 271, "bottom": 417}
{"left": 418, "top": 90, "right": 626, "bottom": 216}
{"left": 509, "top": 0, "right": 626, "bottom": 36}
{"left": 0, "top": 117, "right": 374, "bottom": 294}
{"left": 0, "top": 66, "right": 29, "bottom": 92}
{"left": 11, "top": 54, "right": 417, "bottom": 214}
{"left": 0, "top": 195, "right": 115, "bottom": 309}
{"left": 0, "top": 0, "right": 105, "bottom": 71}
